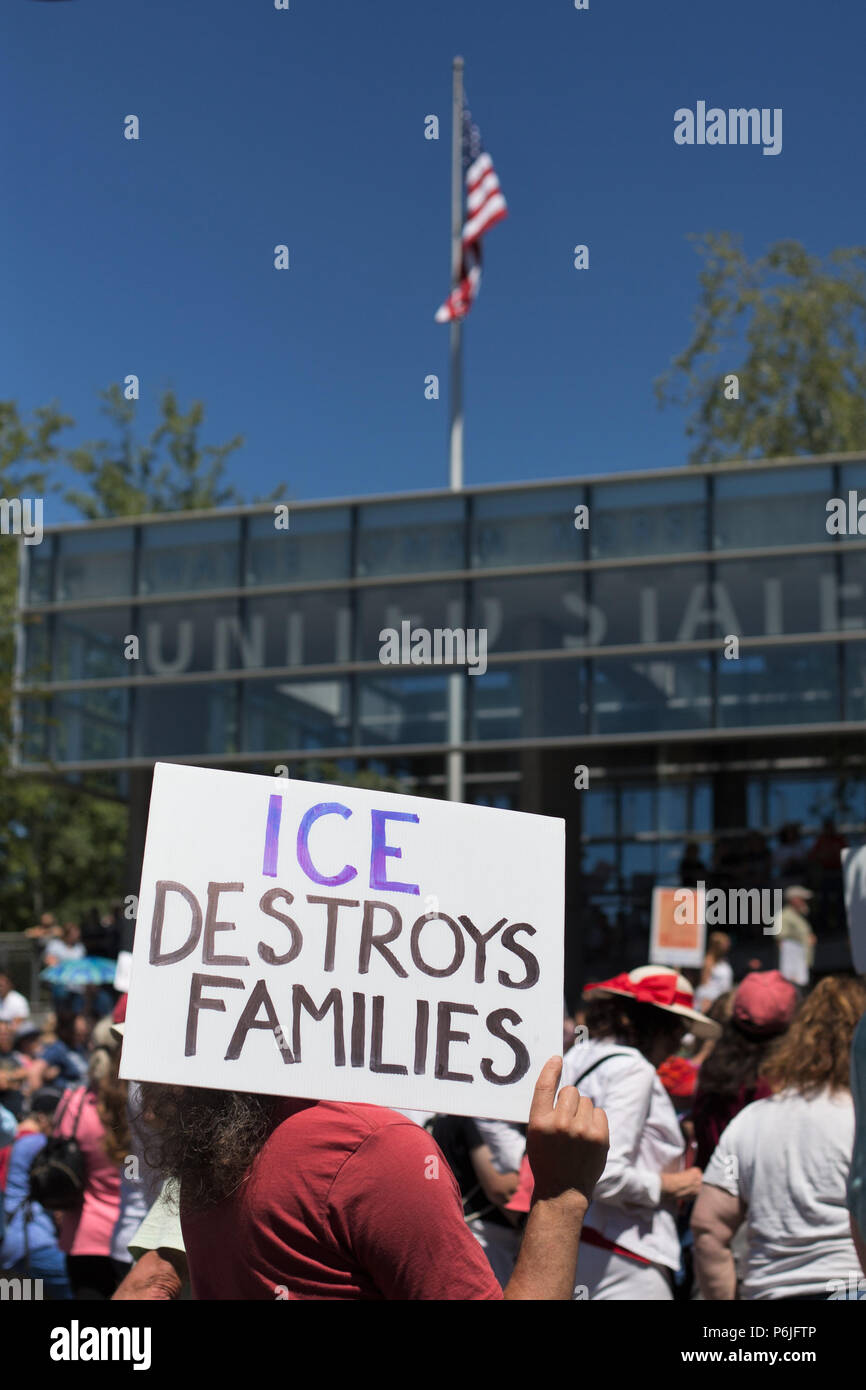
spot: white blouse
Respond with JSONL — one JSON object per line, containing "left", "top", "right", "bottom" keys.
{"left": 562, "top": 1037, "right": 685, "bottom": 1270}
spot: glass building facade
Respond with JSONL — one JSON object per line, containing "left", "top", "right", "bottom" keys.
{"left": 15, "top": 454, "right": 866, "bottom": 991}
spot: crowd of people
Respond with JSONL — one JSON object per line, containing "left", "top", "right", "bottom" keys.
{"left": 678, "top": 816, "right": 849, "bottom": 894}
{"left": 2, "top": 900, "right": 866, "bottom": 1301}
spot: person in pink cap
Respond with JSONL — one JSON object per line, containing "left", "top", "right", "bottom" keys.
{"left": 556, "top": 965, "right": 721, "bottom": 1300}
{"left": 691, "top": 969, "right": 798, "bottom": 1170}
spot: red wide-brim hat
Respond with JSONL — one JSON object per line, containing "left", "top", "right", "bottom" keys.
{"left": 583, "top": 965, "right": 721, "bottom": 1040}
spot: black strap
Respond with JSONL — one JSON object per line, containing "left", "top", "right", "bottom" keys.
{"left": 50, "top": 1084, "right": 89, "bottom": 1141}
{"left": 573, "top": 1052, "right": 631, "bottom": 1086}
{"left": 50, "top": 1087, "right": 74, "bottom": 1136}
{"left": 68, "top": 1086, "right": 89, "bottom": 1141}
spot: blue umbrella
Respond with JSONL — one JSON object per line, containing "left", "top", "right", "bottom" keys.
{"left": 41, "top": 957, "right": 117, "bottom": 990}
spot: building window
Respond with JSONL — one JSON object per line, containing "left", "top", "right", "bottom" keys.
{"left": 712, "top": 467, "right": 833, "bottom": 550}
{"left": 471, "top": 486, "right": 581, "bottom": 569}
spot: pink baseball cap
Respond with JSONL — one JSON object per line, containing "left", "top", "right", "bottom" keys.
{"left": 733, "top": 970, "right": 798, "bottom": 1036}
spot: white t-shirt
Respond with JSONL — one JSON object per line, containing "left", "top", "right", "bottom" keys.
{"left": 0, "top": 990, "right": 30, "bottom": 1023}
{"left": 703, "top": 1087, "right": 859, "bottom": 1300}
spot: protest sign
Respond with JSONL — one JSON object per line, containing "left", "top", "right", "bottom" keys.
{"left": 649, "top": 885, "right": 706, "bottom": 968}
{"left": 842, "top": 847, "right": 866, "bottom": 975}
{"left": 119, "top": 763, "right": 564, "bottom": 1121}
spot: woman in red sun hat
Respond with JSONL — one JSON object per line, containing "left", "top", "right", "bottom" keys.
{"left": 559, "top": 965, "right": 720, "bottom": 1300}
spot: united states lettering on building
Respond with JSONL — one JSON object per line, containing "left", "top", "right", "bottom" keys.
{"left": 136, "top": 572, "right": 862, "bottom": 676}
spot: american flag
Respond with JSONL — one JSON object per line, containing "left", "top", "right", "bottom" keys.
{"left": 435, "top": 102, "right": 508, "bottom": 324}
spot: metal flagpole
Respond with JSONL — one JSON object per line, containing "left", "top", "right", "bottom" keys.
{"left": 447, "top": 55, "right": 465, "bottom": 803}
{"left": 448, "top": 55, "right": 464, "bottom": 491}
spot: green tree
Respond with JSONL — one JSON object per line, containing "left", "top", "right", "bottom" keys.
{"left": 0, "top": 779, "right": 127, "bottom": 928}
{"left": 0, "top": 402, "right": 126, "bottom": 930}
{"left": 1, "top": 385, "right": 288, "bottom": 930}
{"left": 0, "top": 400, "right": 72, "bottom": 760}
{"left": 64, "top": 384, "right": 281, "bottom": 518}
{"left": 655, "top": 234, "right": 866, "bottom": 464}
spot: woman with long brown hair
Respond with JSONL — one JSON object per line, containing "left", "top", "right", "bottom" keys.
{"left": 692, "top": 973, "right": 866, "bottom": 1300}
{"left": 691, "top": 970, "right": 798, "bottom": 1169}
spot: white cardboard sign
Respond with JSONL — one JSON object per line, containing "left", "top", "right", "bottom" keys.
{"left": 119, "top": 763, "right": 564, "bottom": 1122}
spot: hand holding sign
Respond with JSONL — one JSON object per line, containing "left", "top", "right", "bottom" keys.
{"left": 526, "top": 1057, "right": 610, "bottom": 1207}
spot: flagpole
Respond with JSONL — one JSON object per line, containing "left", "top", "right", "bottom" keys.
{"left": 447, "top": 55, "right": 465, "bottom": 803}
{"left": 448, "top": 55, "right": 464, "bottom": 491}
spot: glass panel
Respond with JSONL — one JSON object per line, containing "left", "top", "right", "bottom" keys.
{"left": 835, "top": 777, "right": 866, "bottom": 824}
{"left": 55, "top": 688, "right": 130, "bottom": 762}
{"left": 246, "top": 507, "right": 351, "bottom": 585}
{"left": 747, "top": 777, "right": 765, "bottom": 828}
{"left": 25, "top": 536, "right": 54, "bottom": 603}
{"left": 247, "top": 592, "right": 353, "bottom": 668}
{"left": 621, "top": 841, "right": 657, "bottom": 892}
{"left": 139, "top": 600, "right": 239, "bottom": 675}
{"left": 22, "top": 613, "right": 51, "bottom": 679}
{"left": 581, "top": 786, "right": 616, "bottom": 839}
{"left": 692, "top": 782, "right": 712, "bottom": 832}
{"left": 139, "top": 519, "right": 239, "bottom": 595}
{"left": 357, "top": 584, "right": 465, "bottom": 663}
{"left": 590, "top": 476, "right": 706, "bottom": 560}
{"left": 590, "top": 564, "right": 707, "bottom": 645}
{"left": 471, "top": 486, "right": 583, "bottom": 568}
{"left": 135, "top": 683, "right": 238, "bottom": 758}
{"left": 715, "top": 555, "right": 834, "bottom": 637}
{"left": 717, "top": 644, "right": 840, "bottom": 727}
{"left": 472, "top": 574, "right": 589, "bottom": 653}
{"left": 56, "top": 528, "right": 134, "bottom": 601}
{"left": 620, "top": 785, "right": 655, "bottom": 836}
{"left": 837, "top": 465, "right": 866, "bottom": 543}
{"left": 658, "top": 839, "right": 688, "bottom": 884}
{"left": 356, "top": 497, "right": 465, "bottom": 577}
{"left": 842, "top": 643, "right": 866, "bottom": 723}
{"left": 767, "top": 777, "right": 837, "bottom": 829}
{"left": 242, "top": 678, "right": 351, "bottom": 753}
{"left": 592, "top": 655, "right": 713, "bottom": 735}
{"left": 466, "top": 783, "right": 518, "bottom": 811}
{"left": 658, "top": 784, "right": 688, "bottom": 834}
{"left": 838, "top": 551, "right": 866, "bottom": 632}
{"left": 468, "top": 660, "right": 587, "bottom": 741}
{"left": 712, "top": 467, "right": 833, "bottom": 550}
{"left": 581, "top": 843, "right": 619, "bottom": 893}
{"left": 54, "top": 607, "right": 132, "bottom": 681}
{"left": 357, "top": 673, "right": 449, "bottom": 745}
{"left": 18, "top": 695, "right": 52, "bottom": 762}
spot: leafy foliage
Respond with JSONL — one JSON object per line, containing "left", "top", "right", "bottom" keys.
{"left": 655, "top": 234, "right": 866, "bottom": 464}
{"left": 0, "top": 387, "right": 287, "bottom": 930}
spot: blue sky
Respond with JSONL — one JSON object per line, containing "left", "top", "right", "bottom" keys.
{"left": 3, "top": 0, "right": 864, "bottom": 522}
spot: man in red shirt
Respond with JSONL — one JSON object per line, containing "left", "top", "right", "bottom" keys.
{"left": 123, "top": 1057, "right": 608, "bottom": 1301}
